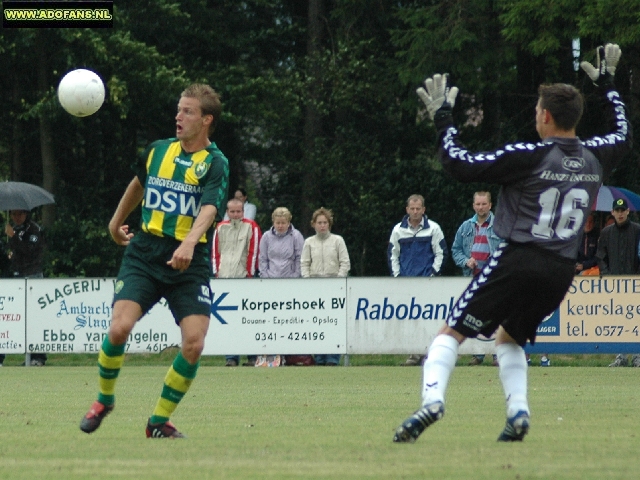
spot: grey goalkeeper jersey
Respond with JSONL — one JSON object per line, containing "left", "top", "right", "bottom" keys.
{"left": 437, "top": 88, "right": 632, "bottom": 260}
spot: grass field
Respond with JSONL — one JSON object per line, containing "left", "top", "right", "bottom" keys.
{"left": 1, "top": 362, "right": 639, "bottom": 479}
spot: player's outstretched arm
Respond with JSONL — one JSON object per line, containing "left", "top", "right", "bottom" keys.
{"left": 416, "top": 73, "right": 459, "bottom": 121}
{"left": 109, "top": 177, "right": 144, "bottom": 246}
{"left": 580, "top": 43, "right": 621, "bottom": 87}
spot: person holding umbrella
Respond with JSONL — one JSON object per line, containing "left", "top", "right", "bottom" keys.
{"left": 0, "top": 181, "right": 54, "bottom": 366}
{"left": 4, "top": 209, "right": 47, "bottom": 366}
{"left": 5, "top": 210, "right": 46, "bottom": 278}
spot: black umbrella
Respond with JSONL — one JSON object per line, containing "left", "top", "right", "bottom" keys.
{"left": 0, "top": 181, "right": 55, "bottom": 211}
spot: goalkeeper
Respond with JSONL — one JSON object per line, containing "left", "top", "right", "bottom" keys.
{"left": 394, "top": 44, "right": 632, "bottom": 443}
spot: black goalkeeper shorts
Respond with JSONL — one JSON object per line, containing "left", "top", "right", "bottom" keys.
{"left": 446, "top": 242, "right": 575, "bottom": 347}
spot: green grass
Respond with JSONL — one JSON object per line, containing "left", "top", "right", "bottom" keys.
{"left": 0, "top": 351, "right": 624, "bottom": 367}
{"left": 0, "top": 365, "right": 638, "bottom": 479}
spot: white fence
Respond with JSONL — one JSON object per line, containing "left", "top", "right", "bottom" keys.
{"left": 2, "top": 276, "right": 640, "bottom": 357}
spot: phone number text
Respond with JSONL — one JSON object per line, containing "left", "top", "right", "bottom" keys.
{"left": 255, "top": 332, "right": 325, "bottom": 341}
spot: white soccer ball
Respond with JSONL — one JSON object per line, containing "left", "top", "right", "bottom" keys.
{"left": 57, "top": 69, "right": 105, "bottom": 117}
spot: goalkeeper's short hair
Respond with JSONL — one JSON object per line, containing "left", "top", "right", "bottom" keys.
{"left": 538, "top": 83, "right": 584, "bottom": 131}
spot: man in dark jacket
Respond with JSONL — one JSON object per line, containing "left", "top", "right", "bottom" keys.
{"left": 596, "top": 198, "right": 640, "bottom": 275}
{"left": 596, "top": 198, "right": 640, "bottom": 367}
{"left": 5, "top": 209, "right": 47, "bottom": 366}
{"left": 6, "top": 210, "right": 45, "bottom": 277}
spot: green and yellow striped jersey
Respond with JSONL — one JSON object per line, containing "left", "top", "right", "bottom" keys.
{"left": 137, "top": 138, "right": 229, "bottom": 243}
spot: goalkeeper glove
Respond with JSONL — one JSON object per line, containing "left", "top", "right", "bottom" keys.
{"left": 416, "top": 73, "right": 459, "bottom": 120}
{"left": 580, "top": 43, "right": 621, "bottom": 87}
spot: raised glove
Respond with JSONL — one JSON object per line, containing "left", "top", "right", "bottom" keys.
{"left": 580, "top": 43, "right": 621, "bottom": 86}
{"left": 416, "top": 73, "right": 459, "bottom": 120}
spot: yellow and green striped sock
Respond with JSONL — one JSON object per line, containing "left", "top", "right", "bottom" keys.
{"left": 97, "top": 336, "right": 126, "bottom": 406}
{"left": 150, "top": 352, "right": 199, "bottom": 424}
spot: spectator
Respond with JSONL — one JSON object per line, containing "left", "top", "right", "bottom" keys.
{"left": 259, "top": 207, "right": 304, "bottom": 278}
{"left": 596, "top": 198, "right": 640, "bottom": 367}
{"left": 451, "top": 192, "right": 502, "bottom": 367}
{"left": 604, "top": 214, "right": 615, "bottom": 228}
{"left": 388, "top": 194, "right": 448, "bottom": 366}
{"left": 575, "top": 213, "right": 600, "bottom": 275}
{"left": 259, "top": 207, "right": 306, "bottom": 366}
{"left": 5, "top": 209, "right": 47, "bottom": 366}
{"left": 213, "top": 198, "right": 262, "bottom": 367}
{"left": 301, "top": 207, "right": 350, "bottom": 366}
{"left": 224, "top": 187, "right": 256, "bottom": 221}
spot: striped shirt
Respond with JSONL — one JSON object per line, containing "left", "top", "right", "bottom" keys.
{"left": 470, "top": 220, "right": 490, "bottom": 276}
{"left": 137, "top": 139, "right": 229, "bottom": 243}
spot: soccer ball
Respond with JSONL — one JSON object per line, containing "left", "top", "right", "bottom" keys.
{"left": 57, "top": 69, "right": 105, "bottom": 117}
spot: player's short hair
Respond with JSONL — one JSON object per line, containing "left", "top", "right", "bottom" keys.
{"left": 538, "top": 83, "right": 584, "bottom": 131}
{"left": 406, "top": 194, "right": 425, "bottom": 207}
{"left": 474, "top": 191, "right": 491, "bottom": 203}
{"left": 311, "top": 207, "right": 334, "bottom": 228}
{"left": 272, "top": 207, "right": 292, "bottom": 223}
{"left": 181, "top": 84, "right": 222, "bottom": 135}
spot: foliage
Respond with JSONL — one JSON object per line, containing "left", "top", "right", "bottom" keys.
{"left": 1, "top": 0, "right": 639, "bottom": 278}
{"left": 44, "top": 216, "right": 123, "bottom": 277}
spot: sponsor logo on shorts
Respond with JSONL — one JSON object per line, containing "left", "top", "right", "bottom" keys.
{"left": 462, "top": 313, "right": 484, "bottom": 332}
{"left": 114, "top": 280, "right": 124, "bottom": 294}
{"left": 198, "top": 285, "right": 212, "bottom": 305}
{"left": 198, "top": 295, "right": 212, "bottom": 305}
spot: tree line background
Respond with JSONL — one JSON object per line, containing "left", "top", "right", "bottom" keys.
{"left": 0, "top": 0, "right": 638, "bottom": 278}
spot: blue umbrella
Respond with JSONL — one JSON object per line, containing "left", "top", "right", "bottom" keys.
{"left": 592, "top": 185, "right": 640, "bottom": 212}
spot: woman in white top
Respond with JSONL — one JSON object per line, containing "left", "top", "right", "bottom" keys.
{"left": 301, "top": 207, "right": 350, "bottom": 365}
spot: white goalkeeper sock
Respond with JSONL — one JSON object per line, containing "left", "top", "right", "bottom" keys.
{"left": 421, "top": 334, "right": 459, "bottom": 406}
{"left": 496, "top": 342, "right": 529, "bottom": 418}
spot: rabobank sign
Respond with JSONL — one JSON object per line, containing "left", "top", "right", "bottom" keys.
{"left": 355, "top": 296, "right": 455, "bottom": 321}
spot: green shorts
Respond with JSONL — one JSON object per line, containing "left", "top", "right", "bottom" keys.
{"left": 113, "top": 232, "right": 212, "bottom": 323}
